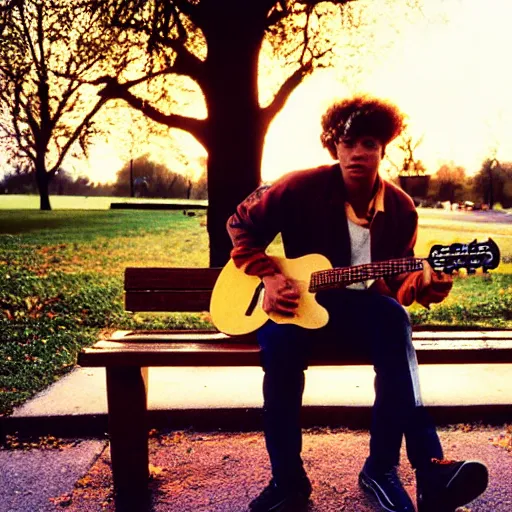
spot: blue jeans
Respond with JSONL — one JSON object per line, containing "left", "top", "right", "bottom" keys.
{"left": 257, "top": 288, "right": 443, "bottom": 486}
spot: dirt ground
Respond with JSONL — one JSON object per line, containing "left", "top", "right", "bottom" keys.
{"left": 62, "top": 425, "right": 511, "bottom": 512}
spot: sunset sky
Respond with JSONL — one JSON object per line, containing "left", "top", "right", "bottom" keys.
{"left": 262, "top": 0, "right": 512, "bottom": 182}
{"left": 3, "top": 0, "right": 512, "bottom": 185}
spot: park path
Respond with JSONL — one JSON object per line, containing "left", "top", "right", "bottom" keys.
{"left": 58, "top": 426, "right": 512, "bottom": 512}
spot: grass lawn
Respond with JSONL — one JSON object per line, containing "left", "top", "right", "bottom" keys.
{"left": 1, "top": 206, "right": 511, "bottom": 416}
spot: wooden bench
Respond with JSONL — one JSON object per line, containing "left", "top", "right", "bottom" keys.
{"left": 77, "top": 267, "right": 512, "bottom": 510}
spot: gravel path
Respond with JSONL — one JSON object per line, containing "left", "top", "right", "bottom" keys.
{"left": 61, "top": 425, "right": 511, "bottom": 512}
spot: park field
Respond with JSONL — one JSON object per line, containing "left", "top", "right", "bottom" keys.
{"left": 0, "top": 205, "right": 512, "bottom": 416}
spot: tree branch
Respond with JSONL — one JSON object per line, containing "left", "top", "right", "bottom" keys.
{"left": 294, "top": 0, "right": 357, "bottom": 7}
{"left": 170, "top": 0, "right": 202, "bottom": 27}
{"left": 97, "top": 77, "right": 208, "bottom": 147}
{"left": 90, "top": 62, "right": 182, "bottom": 91}
{"left": 164, "top": 39, "right": 205, "bottom": 85}
{"left": 11, "top": 99, "right": 36, "bottom": 163}
{"left": 14, "top": 83, "right": 40, "bottom": 144}
{"left": 0, "top": 0, "right": 14, "bottom": 37}
{"left": 1, "top": 119, "right": 36, "bottom": 162}
{"left": 261, "top": 60, "right": 313, "bottom": 129}
{"left": 266, "top": 1, "right": 289, "bottom": 27}
{"left": 300, "top": 4, "right": 314, "bottom": 63}
{"left": 21, "top": 146, "right": 36, "bottom": 163}
{"left": 266, "top": 0, "right": 359, "bottom": 23}
{"left": 140, "top": 34, "right": 205, "bottom": 85}
{"left": 18, "top": 3, "right": 41, "bottom": 78}
{"left": 51, "top": 81, "right": 82, "bottom": 128}
{"left": 36, "top": 3, "right": 46, "bottom": 78}
{"left": 50, "top": 95, "right": 108, "bottom": 174}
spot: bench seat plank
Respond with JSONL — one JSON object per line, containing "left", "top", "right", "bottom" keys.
{"left": 106, "top": 329, "right": 512, "bottom": 342}
{"left": 80, "top": 341, "right": 261, "bottom": 367}
{"left": 411, "top": 330, "right": 512, "bottom": 340}
{"left": 78, "top": 336, "right": 512, "bottom": 367}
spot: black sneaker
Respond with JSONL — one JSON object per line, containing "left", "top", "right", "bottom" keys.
{"left": 248, "top": 476, "right": 312, "bottom": 512}
{"left": 416, "top": 458, "right": 489, "bottom": 512}
{"left": 359, "top": 463, "right": 415, "bottom": 512}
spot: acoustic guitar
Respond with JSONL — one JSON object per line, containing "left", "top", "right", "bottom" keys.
{"left": 210, "top": 239, "right": 500, "bottom": 335}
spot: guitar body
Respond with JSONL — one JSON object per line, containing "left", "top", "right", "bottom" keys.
{"left": 210, "top": 254, "right": 332, "bottom": 335}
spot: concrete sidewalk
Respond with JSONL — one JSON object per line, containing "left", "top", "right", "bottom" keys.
{"left": 0, "top": 439, "right": 106, "bottom": 512}
{"left": 4, "top": 363, "right": 512, "bottom": 437}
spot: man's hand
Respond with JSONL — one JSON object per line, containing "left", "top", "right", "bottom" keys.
{"left": 396, "top": 261, "right": 453, "bottom": 308}
{"left": 261, "top": 273, "right": 300, "bottom": 316}
{"left": 417, "top": 261, "right": 453, "bottom": 307}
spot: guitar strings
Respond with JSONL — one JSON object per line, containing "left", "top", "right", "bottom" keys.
{"left": 309, "top": 258, "right": 424, "bottom": 292}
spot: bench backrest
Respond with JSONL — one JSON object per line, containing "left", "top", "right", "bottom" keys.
{"left": 121, "top": 267, "right": 512, "bottom": 363}
{"left": 125, "top": 267, "right": 221, "bottom": 312}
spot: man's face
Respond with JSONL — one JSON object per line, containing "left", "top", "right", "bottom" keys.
{"left": 335, "top": 135, "right": 383, "bottom": 190}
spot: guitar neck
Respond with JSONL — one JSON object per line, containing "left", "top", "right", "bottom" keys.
{"left": 309, "top": 257, "right": 425, "bottom": 292}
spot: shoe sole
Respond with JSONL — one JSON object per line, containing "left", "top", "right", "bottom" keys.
{"left": 359, "top": 473, "right": 409, "bottom": 512}
{"left": 418, "top": 461, "right": 489, "bottom": 512}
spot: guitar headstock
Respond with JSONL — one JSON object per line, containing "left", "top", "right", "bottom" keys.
{"left": 427, "top": 238, "right": 501, "bottom": 274}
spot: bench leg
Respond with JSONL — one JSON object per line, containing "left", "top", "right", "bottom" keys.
{"left": 106, "top": 366, "right": 150, "bottom": 510}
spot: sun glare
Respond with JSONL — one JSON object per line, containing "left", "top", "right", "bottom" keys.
{"left": 262, "top": 0, "right": 512, "bottom": 182}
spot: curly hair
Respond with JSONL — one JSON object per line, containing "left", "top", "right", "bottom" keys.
{"left": 320, "top": 95, "right": 405, "bottom": 159}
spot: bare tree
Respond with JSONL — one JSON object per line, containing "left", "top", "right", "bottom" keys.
{"left": 430, "top": 162, "right": 466, "bottom": 204}
{"left": 0, "top": 0, "right": 133, "bottom": 210}
{"left": 477, "top": 157, "right": 503, "bottom": 209}
{"left": 91, "top": 0, "right": 370, "bottom": 266}
{"left": 93, "top": 0, "right": 427, "bottom": 265}
{"left": 385, "top": 124, "right": 426, "bottom": 178}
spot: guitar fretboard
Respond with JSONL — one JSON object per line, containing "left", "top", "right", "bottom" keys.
{"left": 309, "top": 257, "right": 425, "bottom": 292}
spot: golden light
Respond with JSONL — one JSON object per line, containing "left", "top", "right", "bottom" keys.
{"left": 263, "top": 0, "right": 512, "bottom": 182}
{"left": 63, "top": 0, "right": 512, "bottom": 186}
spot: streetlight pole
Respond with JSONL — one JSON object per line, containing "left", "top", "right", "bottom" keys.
{"left": 130, "top": 158, "right": 134, "bottom": 198}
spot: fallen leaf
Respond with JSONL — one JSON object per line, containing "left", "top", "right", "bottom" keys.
{"left": 49, "top": 493, "right": 73, "bottom": 507}
{"left": 149, "top": 463, "right": 165, "bottom": 477}
{"left": 76, "top": 475, "right": 93, "bottom": 488}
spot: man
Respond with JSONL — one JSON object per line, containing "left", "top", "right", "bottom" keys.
{"left": 226, "top": 95, "right": 489, "bottom": 512}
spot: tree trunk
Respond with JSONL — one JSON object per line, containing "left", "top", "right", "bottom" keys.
{"left": 203, "top": 10, "right": 265, "bottom": 267}
{"left": 35, "top": 161, "right": 52, "bottom": 211}
{"left": 207, "top": 123, "right": 264, "bottom": 267}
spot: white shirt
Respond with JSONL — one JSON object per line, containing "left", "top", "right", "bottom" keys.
{"left": 346, "top": 219, "right": 374, "bottom": 290}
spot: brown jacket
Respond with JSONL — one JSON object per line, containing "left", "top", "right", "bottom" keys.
{"left": 226, "top": 164, "right": 418, "bottom": 299}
